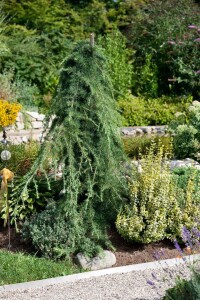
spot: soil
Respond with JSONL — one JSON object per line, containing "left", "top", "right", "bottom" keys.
{"left": 0, "top": 225, "right": 194, "bottom": 267}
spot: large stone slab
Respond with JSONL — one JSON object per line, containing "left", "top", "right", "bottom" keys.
{"left": 76, "top": 250, "right": 116, "bottom": 271}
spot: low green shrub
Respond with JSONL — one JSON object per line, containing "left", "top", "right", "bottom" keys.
{"left": 122, "top": 135, "right": 172, "bottom": 159}
{"left": 172, "top": 167, "right": 200, "bottom": 196}
{"left": 22, "top": 201, "right": 111, "bottom": 259}
{"left": 118, "top": 93, "right": 192, "bottom": 126}
{"left": 116, "top": 142, "right": 200, "bottom": 244}
{"left": 170, "top": 101, "right": 200, "bottom": 159}
{"left": 163, "top": 275, "right": 200, "bottom": 300}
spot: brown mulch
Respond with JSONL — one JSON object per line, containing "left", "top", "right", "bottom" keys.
{"left": 108, "top": 228, "right": 186, "bottom": 267}
{"left": 0, "top": 224, "right": 193, "bottom": 267}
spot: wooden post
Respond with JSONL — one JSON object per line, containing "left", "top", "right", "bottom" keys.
{"left": 90, "top": 33, "right": 94, "bottom": 47}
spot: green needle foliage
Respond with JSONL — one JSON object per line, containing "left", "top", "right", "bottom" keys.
{"left": 20, "top": 40, "right": 127, "bottom": 258}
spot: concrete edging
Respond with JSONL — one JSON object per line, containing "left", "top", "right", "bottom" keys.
{"left": 0, "top": 253, "right": 199, "bottom": 292}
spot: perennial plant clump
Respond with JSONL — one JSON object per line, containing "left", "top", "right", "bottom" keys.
{"left": 151, "top": 226, "right": 200, "bottom": 300}
{"left": 116, "top": 141, "right": 200, "bottom": 244}
{"left": 0, "top": 100, "right": 21, "bottom": 128}
{"left": 171, "top": 101, "right": 200, "bottom": 159}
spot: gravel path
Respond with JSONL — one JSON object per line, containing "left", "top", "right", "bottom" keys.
{"left": 0, "top": 263, "right": 192, "bottom": 300}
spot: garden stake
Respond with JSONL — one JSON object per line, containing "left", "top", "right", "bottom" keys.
{"left": 90, "top": 33, "right": 94, "bottom": 47}
{"left": 0, "top": 129, "right": 14, "bottom": 250}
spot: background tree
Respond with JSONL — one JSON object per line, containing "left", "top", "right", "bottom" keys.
{"left": 98, "top": 30, "right": 133, "bottom": 99}
{"left": 124, "top": 0, "right": 200, "bottom": 97}
{"left": 20, "top": 40, "right": 127, "bottom": 258}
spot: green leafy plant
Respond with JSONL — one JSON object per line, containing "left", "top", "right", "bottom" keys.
{"left": 133, "top": 53, "right": 158, "bottom": 98}
{"left": 1, "top": 176, "right": 61, "bottom": 226}
{"left": 118, "top": 93, "right": 192, "bottom": 126}
{"left": 22, "top": 201, "right": 111, "bottom": 259}
{"left": 116, "top": 141, "right": 200, "bottom": 244}
{"left": 171, "top": 101, "right": 200, "bottom": 159}
{"left": 172, "top": 167, "right": 200, "bottom": 196}
{"left": 98, "top": 30, "right": 133, "bottom": 99}
{"left": 122, "top": 135, "right": 172, "bottom": 159}
{"left": 163, "top": 275, "right": 200, "bottom": 300}
{"left": 0, "top": 142, "right": 40, "bottom": 176}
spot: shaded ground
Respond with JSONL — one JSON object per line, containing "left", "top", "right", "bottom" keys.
{"left": 0, "top": 225, "right": 193, "bottom": 267}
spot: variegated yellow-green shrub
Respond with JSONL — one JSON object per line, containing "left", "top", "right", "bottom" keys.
{"left": 116, "top": 141, "right": 200, "bottom": 244}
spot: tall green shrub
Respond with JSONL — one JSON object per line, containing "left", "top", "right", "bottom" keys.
{"left": 20, "top": 40, "right": 127, "bottom": 258}
{"left": 98, "top": 30, "right": 133, "bottom": 99}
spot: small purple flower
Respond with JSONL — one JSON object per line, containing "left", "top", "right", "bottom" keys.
{"left": 188, "top": 25, "right": 198, "bottom": 29}
{"left": 174, "top": 239, "right": 183, "bottom": 254}
{"left": 153, "top": 251, "right": 160, "bottom": 260}
{"left": 168, "top": 40, "right": 176, "bottom": 45}
{"left": 160, "top": 248, "right": 165, "bottom": 257}
{"left": 198, "top": 29, "right": 200, "bottom": 33}
{"left": 151, "top": 272, "right": 160, "bottom": 281}
{"left": 191, "top": 227, "right": 200, "bottom": 238}
{"left": 147, "top": 280, "right": 155, "bottom": 286}
{"left": 182, "top": 226, "right": 193, "bottom": 249}
{"left": 194, "top": 38, "right": 200, "bottom": 42}
{"left": 196, "top": 70, "right": 200, "bottom": 74}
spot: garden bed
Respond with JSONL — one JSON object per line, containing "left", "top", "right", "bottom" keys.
{"left": 0, "top": 226, "right": 192, "bottom": 268}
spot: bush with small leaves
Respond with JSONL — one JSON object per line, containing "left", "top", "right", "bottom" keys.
{"left": 171, "top": 101, "right": 200, "bottom": 159}
{"left": 116, "top": 141, "right": 200, "bottom": 244}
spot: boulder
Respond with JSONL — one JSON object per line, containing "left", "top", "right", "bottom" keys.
{"left": 127, "top": 130, "right": 136, "bottom": 136}
{"left": 143, "top": 127, "right": 151, "bottom": 134}
{"left": 76, "top": 250, "right": 116, "bottom": 271}
{"left": 135, "top": 128, "right": 144, "bottom": 135}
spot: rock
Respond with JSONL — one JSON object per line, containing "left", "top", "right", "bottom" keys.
{"left": 127, "top": 130, "right": 136, "bottom": 136}
{"left": 32, "top": 121, "right": 43, "bottom": 129}
{"left": 21, "top": 136, "right": 28, "bottom": 143}
{"left": 151, "top": 127, "right": 157, "bottom": 134}
{"left": 26, "top": 111, "right": 39, "bottom": 120}
{"left": 143, "top": 127, "right": 151, "bottom": 134}
{"left": 16, "top": 112, "right": 24, "bottom": 122}
{"left": 37, "top": 114, "right": 45, "bottom": 121}
{"left": 16, "top": 121, "right": 24, "bottom": 130}
{"left": 121, "top": 129, "right": 130, "bottom": 135}
{"left": 170, "top": 159, "right": 200, "bottom": 170}
{"left": 135, "top": 128, "right": 143, "bottom": 135}
{"left": 76, "top": 250, "right": 116, "bottom": 271}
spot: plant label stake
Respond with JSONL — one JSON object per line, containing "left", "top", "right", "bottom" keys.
{"left": 0, "top": 128, "right": 13, "bottom": 250}
{"left": 90, "top": 33, "right": 94, "bottom": 47}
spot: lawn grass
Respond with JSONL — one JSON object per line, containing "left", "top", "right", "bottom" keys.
{"left": 0, "top": 250, "right": 81, "bottom": 285}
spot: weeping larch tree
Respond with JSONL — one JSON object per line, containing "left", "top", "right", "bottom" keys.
{"left": 19, "top": 40, "right": 127, "bottom": 258}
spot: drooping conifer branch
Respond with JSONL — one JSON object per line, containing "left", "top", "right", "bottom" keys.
{"left": 19, "top": 40, "right": 128, "bottom": 257}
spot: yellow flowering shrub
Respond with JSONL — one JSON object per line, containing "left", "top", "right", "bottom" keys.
{"left": 0, "top": 99, "right": 22, "bottom": 128}
{"left": 116, "top": 141, "right": 200, "bottom": 244}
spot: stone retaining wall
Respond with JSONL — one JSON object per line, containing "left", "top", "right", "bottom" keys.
{"left": 0, "top": 111, "right": 169, "bottom": 144}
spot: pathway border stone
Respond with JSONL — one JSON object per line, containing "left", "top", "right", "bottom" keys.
{"left": 0, "top": 253, "right": 199, "bottom": 292}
